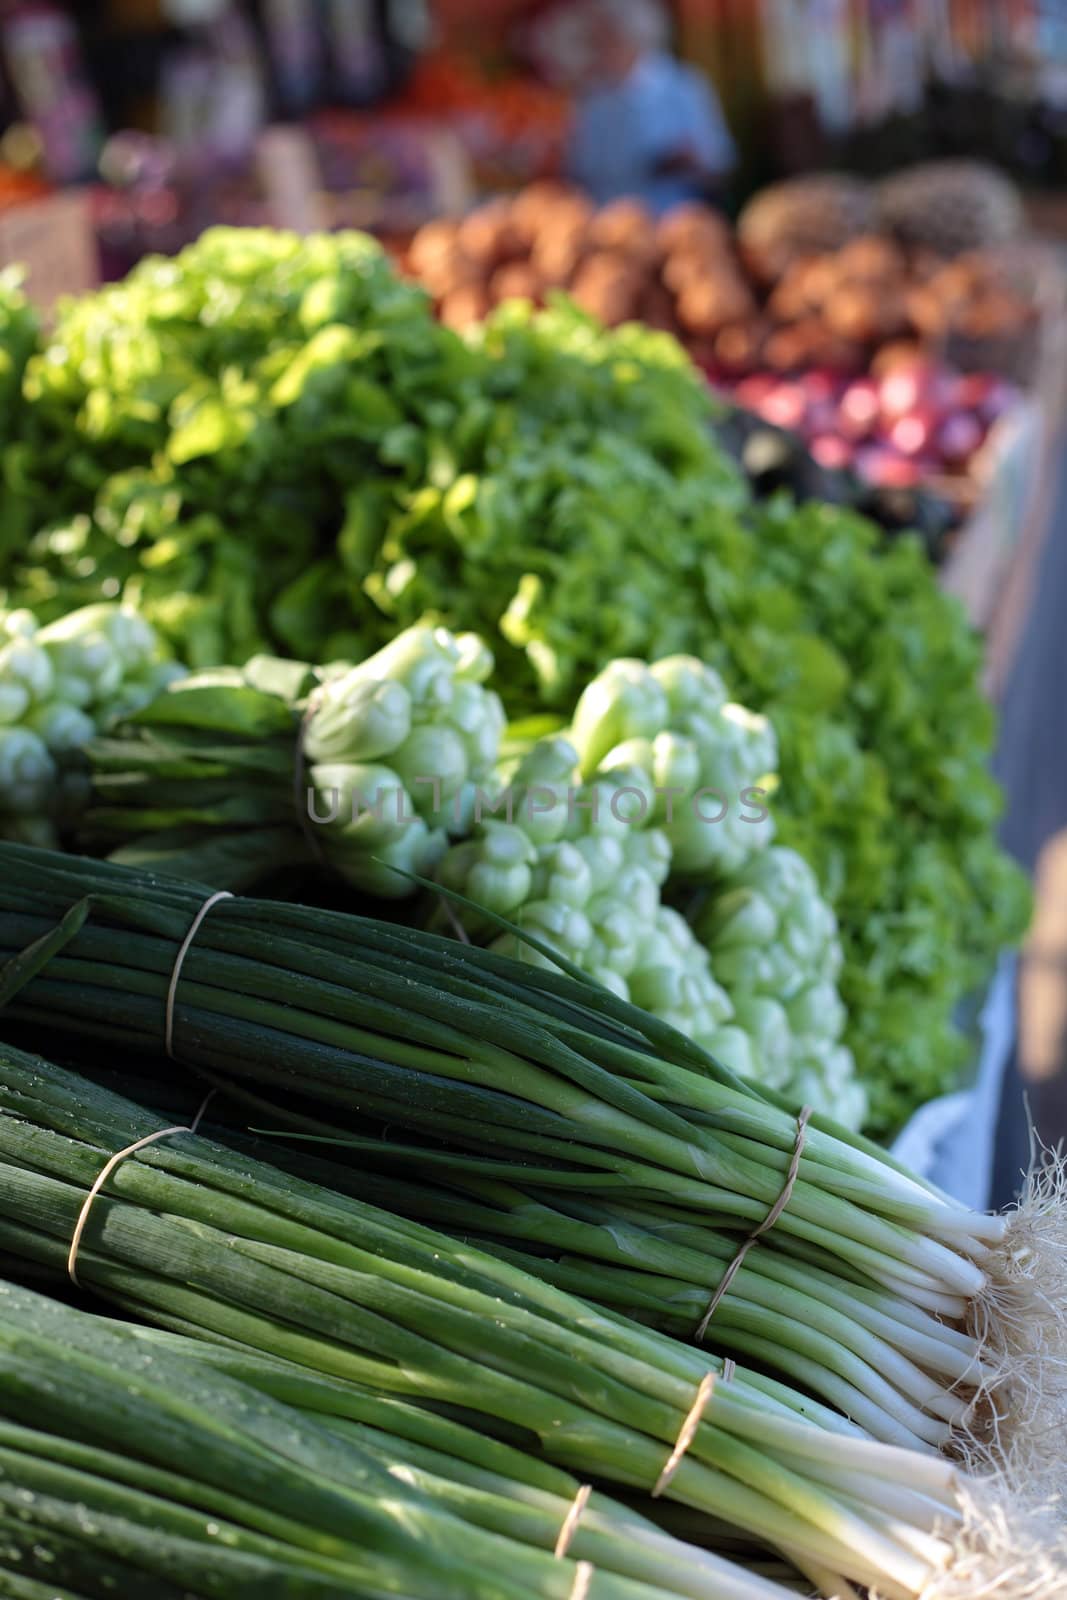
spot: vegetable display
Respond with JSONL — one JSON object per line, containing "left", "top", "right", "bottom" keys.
{"left": 0, "top": 1044, "right": 1061, "bottom": 1600}
{"left": 723, "top": 359, "right": 1018, "bottom": 504}
{"left": 0, "top": 267, "right": 38, "bottom": 441}
{"left": 405, "top": 174, "right": 1035, "bottom": 388}
{"left": 0, "top": 845, "right": 1056, "bottom": 1479}
{"left": 0, "top": 228, "right": 1026, "bottom": 1131}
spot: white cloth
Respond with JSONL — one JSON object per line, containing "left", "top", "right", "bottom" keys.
{"left": 567, "top": 51, "right": 736, "bottom": 215}
{"left": 891, "top": 953, "right": 1017, "bottom": 1208}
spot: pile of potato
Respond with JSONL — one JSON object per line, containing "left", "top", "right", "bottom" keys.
{"left": 403, "top": 180, "right": 1039, "bottom": 380}
{"left": 404, "top": 182, "right": 744, "bottom": 338}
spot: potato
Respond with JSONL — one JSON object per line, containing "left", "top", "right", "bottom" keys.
{"left": 408, "top": 218, "right": 460, "bottom": 273}
{"left": 415, "top": 239, "right": 480, "bottom": 299}
{"left": 714, "top": 318, "right": 767, "bottom": 372}
{"left": 510, "top": 181, "right": 587, "bottom": 238}
{"left": 639, "top": 282, "right": 678, "bottom": 333}
{"left": 926, "top": 257, "right": 986, "bottom": 306}
{"left": 824, "top": 283, "right": 907, "bottom": 342}
{"left": 834, "top": 234, "right": 906, "bottom": 283}
{"left": 905, "top": 284, "right": 947, "bottom": 337}
{"left": 870, "top": 339, "right": 929, "bottom": 377}
{"left": 531, "top": 221, "right": 590, "bottom": 285}
{"left": 457, "top": 200, "right": 524, "bottom": 269}
{"left": 795, "top": 255, "right": 840, "bottom": 307}
{"left": 766, "top": 262, "right": 818, "bottom": 322}
{"left": 657, "top": 203, "right": 731, "bottom": 256}
{"left": 661, "top": 249, "right": 717, "bottom": 294}
{"left": 438, "top": 284, "right": 491, "bottom": 329}
{"left": 571, "top": 256, "right": 641, "bottom": 323}
{"left": 489, "top": 262, "right": 544, "bottom": 306}
{"left": 675, "top": 275, "right": 754, "bottom": 335}
{"left": 589, "top": 198, "right": 659, "bottom": 263}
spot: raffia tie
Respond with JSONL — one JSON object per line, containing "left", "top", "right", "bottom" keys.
{"left": 68, "top": 1089, "right": 216, "bottom": 1286}
{"left": 164, "top": 890, "right": 234, "bottom": 1059}
{"left": 554, "top": 1483, "right": 592, "bottom": 1559}
{"left": 694, "top": 1106, "right": 812, "bottom": 1342}
{"left": 652, "top": 1357, "right": 735, "bottom": 1498}
{"left": 567, "top": 1563, "right": 594, "bottom": 1600}
{"left": 69, "top": 888, "right": 236, "bottom": 1283}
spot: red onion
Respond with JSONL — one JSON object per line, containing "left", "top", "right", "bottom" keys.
{"left": 878, "top": 361, "right": 950, "bottom": 421}
{"left": 837, "top": 378, "right": 881, "bottom": 440}
{"left": 810, "top": 434, "right": 854, "bottom": 471}
{"left": 758, "top": 382, "right": 808, "bottom": 432}
{"left": 733, "top": 373, "right": 777, "bottom": 411}
{"left": 887, "top": 407, "right": 939, "bottom": 458}
{"left": 799, "top": 368, "right": 842, "bottom": 405}
{"left": 854, "top": 445, "right": 924, "bottom": 488}
{"left": 800, "top": 399, "right": 838, "bottom": 438}
{"left": 935, "top": 410, "right": 985, "bottom": 467}
{"left": 955, "top": 373, "right": 1018, "bottom": 426}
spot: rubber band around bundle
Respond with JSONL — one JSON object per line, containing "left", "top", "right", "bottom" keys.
{"left": 554, "top": 1483, "right": 592, "bottom": 1559}
{"left": 164, "top": 890, "right": 234, "bottom": 1058}
{"left": 694, "top": 1105, "right": 812, "bottom": 1343}
{"left": 67, "top": 1090, "right": 216, "bottom": 1286}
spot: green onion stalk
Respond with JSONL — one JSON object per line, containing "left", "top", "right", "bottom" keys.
{"left": 0, "top": 1048, "right": 1060, "bottom": 1600}
{"left": 0, "top": 845, "right": 1061, "bottom": 1490}
{"left": 0, "top": 1281, "right": 796, "bottom": 1600}
{"left": 6, "top": 1052, "right": 982, "bottom": 1461}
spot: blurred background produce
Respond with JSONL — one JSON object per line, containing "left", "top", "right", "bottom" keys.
{"left": 400, "top": 174, "right": 1042, "bottom": 530}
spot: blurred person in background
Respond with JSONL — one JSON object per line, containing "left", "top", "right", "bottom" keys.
{"left": 565, "top": 0, "right": 736, "bottom": 214}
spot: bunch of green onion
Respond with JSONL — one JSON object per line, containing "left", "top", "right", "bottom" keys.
{"left": 125, "top": 1319, "right": 805, "bottom": 1597}
{"left": 0, "top": 1045, "right": 1055, "bottom": 1600}
{"left": 5, "top": 1044, "right": 976, "bottom": 1459}
{"left": 0, "top": 842, "right": 1053, "bottom": 1471}
{"left": 0, "top": 1279, "right": 801, "bottom": 1600}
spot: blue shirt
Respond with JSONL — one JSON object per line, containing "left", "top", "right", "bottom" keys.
{"left": 567, "top": 52, "right": 736, "bottom": 216}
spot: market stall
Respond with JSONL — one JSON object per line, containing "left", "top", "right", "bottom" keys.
{"left": 0, "top": 3, "right": 1063, "bottom": 1595}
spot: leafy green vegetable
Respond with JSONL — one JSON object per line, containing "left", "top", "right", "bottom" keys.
{"left": 76, "top": 624, "right": 505, "bottom": 900}
{"left": 0, "top": 602, "right": 179, "bottom": 845}
{"left": 694, "top": 847, "right": 863, "bottom": 1126}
